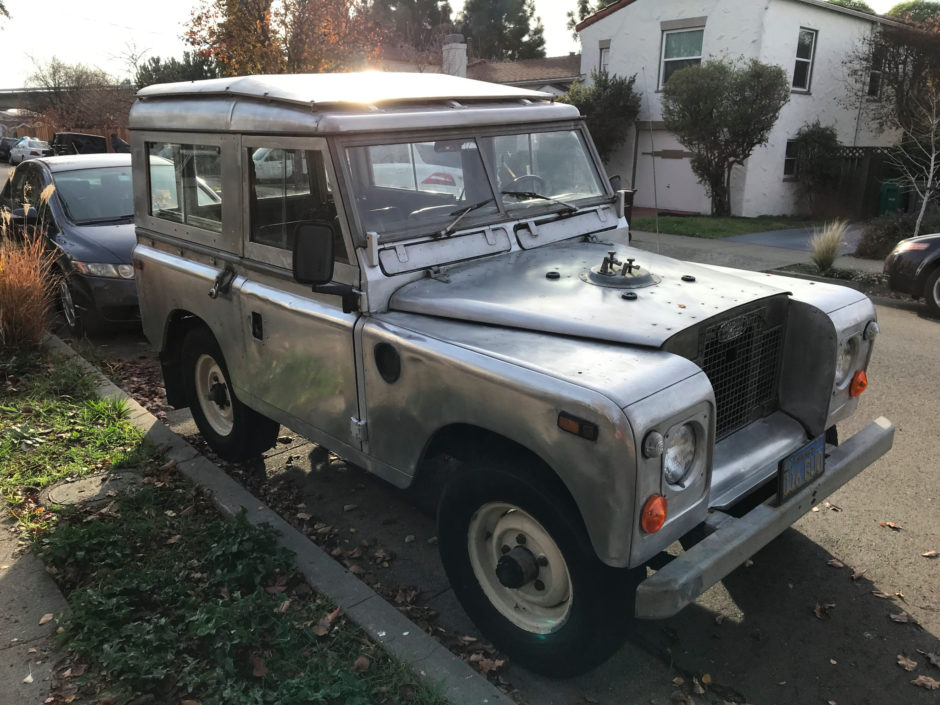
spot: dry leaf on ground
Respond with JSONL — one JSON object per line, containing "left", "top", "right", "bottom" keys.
{"left": 912, "top": 675, "right": 940, "bottom": 690}
{"left": 351, "top": 655, "right": 371, "bottom": 673}
{"left": 890, "top": 612, "right": 912, "bottom": 623}
{"left": 826, "top": 559, "right": 845, "bottom": 568}
{"left": 313, "top": 606, "right": 342, "bottom": 636}
{"left": 38, "top": 613, "right": 54, "bottom": 625}
{"left": 922, "top": 550, "right": 938, "bottom": 558}
{"left": 898, "top": 654, "right": 918, "bottom": 671}
{"left": 880, "top": 521, "right": 903, "bottom": 531}
{"left": 814, "top": 602, "right": 835, "bottom": 619}
{"left": 250, "top": 655, "right": 267, "bottom": 677}
{"left": 851, "top": 569, "right": 866, "bottom": 580}
{"left": 872, "top": 590, "right": 891, "bottom": 599}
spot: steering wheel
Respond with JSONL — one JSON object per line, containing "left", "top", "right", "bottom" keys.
{"left": 506, "top": 174, "right": 547, "bottom": 193}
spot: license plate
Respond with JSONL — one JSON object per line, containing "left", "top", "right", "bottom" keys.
{"left": 778, "top": 435, "right": 825, "bottom": 503}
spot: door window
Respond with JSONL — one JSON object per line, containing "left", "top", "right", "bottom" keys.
{"left": 148, "top": 143, "right": 223, "bottom": 232}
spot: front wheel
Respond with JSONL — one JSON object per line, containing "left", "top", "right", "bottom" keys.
{"left": 437, "top": 459, "right": 641, "bottom": 676}
{"left": 181, "top": 326, "right": 278, "bottom": 461}
{"left": 924, "top": 267, "right": 940, "bottom": 317}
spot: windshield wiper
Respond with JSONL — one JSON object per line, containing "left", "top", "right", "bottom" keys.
{"left": 437, "top": 198, "right": 496, "bottom": 237}
{"left": 501, "top": 190, "right": 578, "bottom": 213}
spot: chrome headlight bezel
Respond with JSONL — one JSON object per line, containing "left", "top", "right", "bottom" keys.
{"left": 835, "top": 334, "right": 860, "bottom": 388}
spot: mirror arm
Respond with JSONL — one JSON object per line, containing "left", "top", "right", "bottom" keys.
{"left": 312, "top": 282, "right": 361, "bottom": 314}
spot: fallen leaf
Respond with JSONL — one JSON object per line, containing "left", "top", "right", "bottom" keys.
{"left": 250, "top": 655, "right": 267, "bottom": 677}
{"left": 23, "top": 672, "right": 33, "bottom": 684}
{"left": 351, "top": 655, "right": 371, "bottom": 673}
{"left": 851, "top": 569, "right": 867, "bottom": 581}
{"left": 922, "top": 550, "right": 938, "bottom": 558}
{"left": 275, "top": 599, "right": 291, "bottom": 614}
{"left": 672, "top": 676, "right": 685, "bottom": 686}
{"left": 912, "top": 675, "right": 940, "bottom": 690}
{"left": 916, "top": 649, "right": 940, "bottom": 668}
{"left": 701, "top": 673, "right": 712, "bottom": 685}
{"left": 459, "top": 635, "right": 478, "bottom": 644}
{"left": 158, "top": 459, "right": 176, "bottom": 472}
{"left": 670, "top": 692, "right": 693, "bottom": 705}
{"left": 693, "top": 676, "right": 705, "bottom": 694}
{"left": 38, "top": 613, "right": 54, "bottom": 625}
{"left": 343, "top": 504, "right": 358, "bottom": 512}
{"left": 70, "top": 663, "right": 86, "bottom": 677}
{"left": 181, "top": 700, "right": 202, "bottom": 705}
{"left": 164, "top": 510, "right": 177, "bottom": 517}
{"left": 313, "top": 607, "right": 342, "bottom": 636}
{"left": 714, "top": 615, "right": 725, "bottom": 625}
{"left": 880, "top": 521, "right": 902, "bottom": 531}
{"left": 824, "top": 501, "right": 842, "bottom": 512}
{"left": 895, "top": 591, "right": 906, "bottom": 601}
{"left": 296, "top": 512, "right": 311, "bottom": 521}
{"left": 890, "top": 612, "right": 912, "bottom": 623}
{"left": 744, "top": 559, "right": 754, "bottom": 567}
{"left": 830, "top": 658, "right": 838, "bottom": 665}
{"left": 898, "top": 654, "right": 918, "bottom": 671}
{"left": 404, "top": 534, "right": 415, "bottom": 544}
{"left": 814, "top": 602, "right": 835, "bottom": 619}
{"left": 166, "top": 535, "right": 181, "bottom": 545}
{"left": 872, "top": 590, "right": 891, "bottom": 599}
{"left": 827, "top": 559, "right": 845, "bottom": 568}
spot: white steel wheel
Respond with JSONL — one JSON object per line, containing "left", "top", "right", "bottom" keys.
{"left": 467, "top": 502, "right": 573, "bottom": 634}
{"left": 58, "top": 278, "right": 78, "bottom": 331}
{"left": 194, "top": 353, "right": 234, "bottom": 436}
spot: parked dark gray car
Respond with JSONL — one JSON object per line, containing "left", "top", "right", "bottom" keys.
{"left": 884, "top": 233, "right": 940, "bottom": 316}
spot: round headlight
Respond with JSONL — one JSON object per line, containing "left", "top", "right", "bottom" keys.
{"left": 664, "top": 423, "right": 696, "bottom": 486}
{"left": 835, "top": 335, "right": 859, "bottom": 386}
{"left": 117, "top": 264, "right": 135, "bottom": 279}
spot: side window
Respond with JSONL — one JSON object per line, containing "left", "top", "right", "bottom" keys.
{"left": 147, "top": 142, "right": 222, "bottom": 232}
{"left": 784, "top": 140, "right": 798, "bottom": 178}
{"left": 7, "top": 167, "right": 29, "bottom": 207}
{"left": 248, "top": 146, "right": 346, "bottom": 262}
{"left": 793, "top": 28, "right": 817, "bottom": 91}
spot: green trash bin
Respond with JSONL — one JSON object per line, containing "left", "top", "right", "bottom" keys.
{"left": 880, "top": 182, "right": 903, "bottom": 214}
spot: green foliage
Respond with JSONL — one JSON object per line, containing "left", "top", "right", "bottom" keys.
{"left": 887, "top": 0, "right": 940, "bottom": 22}
{"left": 661, "top": 58, "right": 790, "bottom": 216}
{"left": 457, "top": 0, "right": 545, "bottom": 60}
{"left": 566, "top": 0, "right": 608, "bottom": 39}
{"left": 856, "top": 209, "right": 940, "bottom": 257}
{"left": 793, "top": 121, "right": 843, "bottom": 215}
{"left": 135, "top": 51, "right": 219, "bottom": 89}
{"left": 828, "top": 0, "right": 874, "bottom": 12}
{"left": 561, "top": 70, "right": 641, "bottom": 162}
{"left": 630, "top": 215, "right": 822, "bottom": 239}
{"left": 369, "top": 0, "right": 453, "bottom": 55}
{"left": 39, "top": 488, "right": 445, "bottom": 705}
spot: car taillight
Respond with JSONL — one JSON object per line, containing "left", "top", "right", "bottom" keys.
{"left": 421, "top": 172, "right": 456, "bottom": 186}
{"left": 29, "top": 150, "right": 39, "bottom": 156}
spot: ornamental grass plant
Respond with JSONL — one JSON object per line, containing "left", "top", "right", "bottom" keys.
{"left": 810, "top": 219, "right": 847, "bottom": 273}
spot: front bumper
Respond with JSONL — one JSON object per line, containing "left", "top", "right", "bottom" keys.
{"left": 634, "top": 417, "right": 894, "bottom": 619}
{"left": 75, "top": 273, "right": 140, "bottom": 324}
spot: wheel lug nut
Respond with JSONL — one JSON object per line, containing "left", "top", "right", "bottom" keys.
{"left": 537, "top": 555, "right": 548, "bottom": 567}
{"left": 500, "top": 545, "right": 511, "bottom": 554}
{"left": 516, "top": 534, "right": 526, "bottom": 544}
{"left": 534, "top": 580, "right": 545, "bottom": 591}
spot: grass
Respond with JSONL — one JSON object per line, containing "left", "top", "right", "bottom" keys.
{"left": 631, "top": 214, "right": 824, "bottom": 239}
{"left": 1, "top": 349, "right": 448, "bottom": 705}
{"left": 810, "top": 220, "right": 847, "bottom": 273}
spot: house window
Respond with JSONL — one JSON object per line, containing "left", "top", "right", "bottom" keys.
{"left": 660, "top": 28, "right": 704, "bottom": 86}
{"left": 784, "top": 140, "right": 798, "bottom": 178}
{"left": 793, "top": 28, "right": 817, "bottom": 91}
{"left": 599, "top": 46, "right": 610, "bottom": 73}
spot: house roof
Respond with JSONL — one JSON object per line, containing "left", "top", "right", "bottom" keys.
{"left": 467, "top": 55, "right": 582, "bottom": 85}
{"left": 575, "top": 0, "right": 907, "bottom": 32}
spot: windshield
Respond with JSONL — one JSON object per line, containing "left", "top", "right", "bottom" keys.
{"left": 54, "top": 166, "right": 133, "bottom": 224}
{"left": 343, "top": 128, "right": 606, "bottom": 239}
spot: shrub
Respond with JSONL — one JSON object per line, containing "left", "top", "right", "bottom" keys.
{"left": 0, "top": 225, "right": 54, "bottom": 350}
{"left": 855, "top": 210, "right": 940, "bottom": 258}
{"left": 810, "top": 220, "right": 847, "bottom": 272}
{"left": 562, "top": 70, "right": 641, "bottom": 162}
{"left": 794, "top": 121, "right": 842, "bottom": 216}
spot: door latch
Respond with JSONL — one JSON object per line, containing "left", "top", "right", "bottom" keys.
{"left": 208, "top": 267, "right": 236, "bottom": 299}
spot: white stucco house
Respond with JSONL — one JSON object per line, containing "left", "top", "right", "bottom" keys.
{"left": 576, "top": 0, "right": 904, "bottom": 216}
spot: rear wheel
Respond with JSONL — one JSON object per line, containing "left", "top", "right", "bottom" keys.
{"left": 181, "top": 326, "right": 278, "bottom": 461}
{"left": 924, "top": 267, "right": 940, "bottom": 317}
{"left": 437, "top": 457, "right": 641, "bottom": 676}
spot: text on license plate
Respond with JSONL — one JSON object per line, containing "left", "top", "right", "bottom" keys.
{"left": 778, "top": 435, "right": 825, "bottom": 503}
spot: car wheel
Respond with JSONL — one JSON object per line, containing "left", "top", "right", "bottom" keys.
{"left": 181, "top": 325, "right": 279, "bottom": 461}
{"left": 56, "top": 272, "right": 101, "bottom": 337}
{"left": 437, "top": 457, "right": 642, "bottom": 676}
{"left": 925, "top": 267, "right": 940, "bottom": 317}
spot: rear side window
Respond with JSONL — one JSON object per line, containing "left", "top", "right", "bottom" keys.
{"left": 148, "top": 143, "right": 222, "bottom": 232}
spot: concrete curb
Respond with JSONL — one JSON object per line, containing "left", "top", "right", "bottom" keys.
{"left": 44, "top": 335, "right": 512, "bottom": 705}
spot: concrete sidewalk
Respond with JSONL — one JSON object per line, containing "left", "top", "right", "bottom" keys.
{"left": 629, "top": 228, "right": 884, "bottom": 274}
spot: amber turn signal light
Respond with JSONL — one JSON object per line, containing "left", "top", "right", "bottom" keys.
{"left": 850, "top": 370, "right": 868, "bottom": 397}
{"left": 640, "top": 494, "right": 668, "bottom": 533}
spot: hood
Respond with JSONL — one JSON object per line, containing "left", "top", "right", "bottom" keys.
{"left": 389, "top": 240, "right": 789, "bottom": 348}
{"left": 54, "top": 221, "right": 136, "bottom": 264}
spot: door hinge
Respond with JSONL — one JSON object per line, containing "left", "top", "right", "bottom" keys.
{"left": 350, "top": 417, "right": 368, "bottom": 442}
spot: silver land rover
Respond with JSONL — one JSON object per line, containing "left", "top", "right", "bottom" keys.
{"left": 130, "top": 73, "right": 894, "bottom": 676}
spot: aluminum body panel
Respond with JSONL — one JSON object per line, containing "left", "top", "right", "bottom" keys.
{"left": 708, "top": 411, "right": 807, "bottom": 509}
{"left": 389, "top": 241, "right": 785, "bottom": 348}
{"left": 360, "top": 316, "right": 642, "bottom": 566}
{"left": 130, "top": 98, "right": 578, "bottom": 136}
{"left": 635, "top": 417, "right": 895, "bottom": 619}
{"left": 136, "top": 73, "right": 554, "bottom": 106}
{"left": 235, "top": 274, "right": 360, "bottom": 450}
{"left": 377, "top": 226, "right": 512, "bottom": 275}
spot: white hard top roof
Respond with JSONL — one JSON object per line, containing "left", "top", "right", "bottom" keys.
{"left": 136, "top": 72, "right": 555, "bottom": 107}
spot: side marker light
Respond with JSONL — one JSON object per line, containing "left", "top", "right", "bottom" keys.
{"left": 850, "top": 370, "right": 868, "bottom": 397}
{"left": 640, "top": 494, "right": 668, "bottom": 533}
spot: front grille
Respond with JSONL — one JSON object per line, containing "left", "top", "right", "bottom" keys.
{"left": 700, "top": 308, "right": 784, "bottom": 438}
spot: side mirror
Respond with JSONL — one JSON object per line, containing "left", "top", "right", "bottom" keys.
{"left": 292, "top": 222, "right": 335, "bottom": 286}
{"left": 609, "top": 174, "right": 622, "bottom": 192}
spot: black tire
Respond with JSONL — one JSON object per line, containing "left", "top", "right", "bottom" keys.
{"left": 437, "top": 457, "right": 642, "bottom": 677}
{"left": 56, "top": 271, "right": 101, "bottom": 337}
{"left": 181, "top": 326, "right": 279, "bottom": 461}
{"left": 924, "top": 267, "right": 940, "bottom": 317}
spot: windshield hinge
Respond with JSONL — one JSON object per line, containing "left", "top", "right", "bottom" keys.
{"left": 366, "top": 231, "right": 381, "bottom": 268}
{"left": 350, "top": 417, "right": 368, "bottom": 442}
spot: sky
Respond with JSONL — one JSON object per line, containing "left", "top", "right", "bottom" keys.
{"left": 0, "top": 0, "right": 902, "bottom": 90}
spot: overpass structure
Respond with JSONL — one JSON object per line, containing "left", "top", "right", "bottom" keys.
{"left": 0, "top": 85, "right": 136, "bottom": 111}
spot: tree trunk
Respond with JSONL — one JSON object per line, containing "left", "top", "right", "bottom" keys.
{"left": 709, "top": 172, "right": 731, "bottom": 216}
